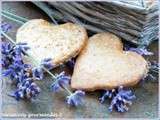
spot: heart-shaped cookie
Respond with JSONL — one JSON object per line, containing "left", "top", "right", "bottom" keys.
{"left": 16, "top": 19, "right": 87, "bottom": 66}
{"left": 71, "top": 33, "right": 148, "bottom": 91}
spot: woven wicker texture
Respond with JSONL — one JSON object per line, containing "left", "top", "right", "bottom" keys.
{"left": 33, "top": 0, "right": 159, "bottom": 46}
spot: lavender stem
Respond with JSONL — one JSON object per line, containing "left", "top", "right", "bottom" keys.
{"left": 2, "top": 10, "right": 29, "bottom": 22}
{"left": 62, "top": 85, "right": 72, "bottom": 95}
{"left": 1, "top": 13, "right": 25, "bottom": 25}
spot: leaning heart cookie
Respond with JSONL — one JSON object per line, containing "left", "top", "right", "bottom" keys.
{"left": 16, "top": 19, "right": 87, "bottom": 66}
{"left": 71, "top": 33, "right": 148, "bottom": 91}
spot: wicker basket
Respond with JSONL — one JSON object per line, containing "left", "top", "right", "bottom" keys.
{"left": 33, "top": 0, "right": 159, "bottom": 46}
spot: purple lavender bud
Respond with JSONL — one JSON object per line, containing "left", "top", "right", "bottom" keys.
{"left": 14, "top": 90, "right": 22, "bottom": 101}
{"left": 13, "top": 54, "right": 23, "bottom": 64}
{"left": 66, "top": 58, "right": 75, "bottom": 70}
{"left": 1, "top": 42, "right": 14, "bottom": 68}
{"left": 111, "top": 88, "right": 135, "bottom": 112}
{"left": 17, "top": 73, "right": 31, "bottom": 83}
{"left": 99, "top": 90, "right": 115, "bottom": 103}
{"left": 1, "top": 42, "right": 13, "bottom": 55}
{"left": 12, "top": 80, "right": 40, "bottom": 100}
{"left": 1, "top": 22, "right": 12, "bottom": 32}
{"left": 2, "top": 68, "right": 13, "bottom": 76}
{"left": 51, "top": 71, "right": 70, "bottom": 92}
{"left": 66, "top": 90, "right": 85, "bottom": 107}
{"left": 118, "top": 88, "right": 136, "bottom": 100}
{"left": 32, "top": 67, "right": 44, "bottom": 80}
{"left": 10, "top": 63, "right": 23, "bottom": 74}
{"left": 15, "top": 42, "right": 30, "bottom": 55}
{"left": 1, "top": 22, "right": 12, "bottom": 36}
{"left": 2, "top": 62, "right": 23, "bottom": 78}
{"left": 108, "top": 105, "right": 113, "bottom": 112}
{"left": 41, "top": 58, "right": 54, "bottom": 70}
{"left": 115, "top": 103, "right": 125, "bottom": 112}
{"left": 128, "top": 47, "right": 153, "bottom": 56}
{"left": 0, "top": 57, "right": 10, "bottom": 68}
{"left": 51, "top": 82, "right": 61, "bottom": 92}
{"left": 23, "top": 63, "right": 32, "bottom": 71}
{"left": 99, "top": 91, "right": 109, "bottom": 103}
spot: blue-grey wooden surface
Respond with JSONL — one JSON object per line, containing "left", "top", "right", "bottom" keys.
{"left": 2, "top": 2, "right": 158, "bottom": 119}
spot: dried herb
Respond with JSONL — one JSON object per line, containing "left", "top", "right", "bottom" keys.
{"left": 1, "top": 33, "right": 41, "bottom": 100}
{"left": 100, "top": 86, "right": 136, "bottom": 112}
{"left": 66, "top": 90, "right": 85, "bottom": 106}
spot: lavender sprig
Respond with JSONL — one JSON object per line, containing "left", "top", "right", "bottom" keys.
{"left": 1, "top": 22, "right": 12, "bottom": 32}
{"left": 50, "top": 71, "right": 85, "bottom": 107}
{"left": 41, "top": 58, "right": 54, "bottom": 70}
{"left": 32, "top": 67, "right": 44, "bottom": 80}
{"left": 99, "top": 89, "right": 116, "bottom": 103}
{"left": 51, "top": 71, "right": 70, "bottom": 92}
{"left": 66, "top": 90, "right": 85, "bottom": 107}
{"left": 1, "top": 41, "right": 41, "bottom": 100}
{"left": 1, "top": 42, "right": 13, "bottom": 68}
{"left": 10, "top": 79, "right": 40, "bottom": 100}
{"left": 22, "top": 54, "right": 80, "bottom": 106}
{"left": 1, "top": 28, "right": 41, "bottom": 100}
{"left": 1, "top": 41, "right": 30, "bottom": 68}
{"left": 99, "top": 86, "right": 136, "bottom": 113}
{"left": 1, "top": 42, "right": 13, "bottom": 55}
{"left": 1, "top": 22, "right": 12, "bottom": 38}
{"left": 2, "top": 62, "right": 31, "bottom": 84}
{"left": 15, "top": 42, "right": 30, "bottom": 55}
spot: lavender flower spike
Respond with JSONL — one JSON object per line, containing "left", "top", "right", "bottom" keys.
{"left": 1, "top": 42, "right": 12, "bottom": 55}
{"left": 41, "top": 58, "right": 54, "bottom": 70}
{"left": 51, "top": 71, "right": 70, "bottom": 92}
{"left": 99, "top": 89, "right": 116, "bottom": 103}
{"left": 1, "top": 42, "right": 13, "bottom": 67}
{"left": 66, "top": 90, "right": 85, "bottom": 107}
{"left": 109, "top": 86, "right": 136, "bottom": 112}
{"left": 12, "top": 80, "right": 40, "bottom": 100}
{"left": 15, "top": 42, "right": 30, "bottom": 55}
{"left": 99, "top": 86, "right": 136, "bottom": 113}
{"left": 32, "top": 67, "right": 44, "bottom": 80}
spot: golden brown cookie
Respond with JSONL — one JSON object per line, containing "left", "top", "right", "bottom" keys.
{"left": 16, "top": 19, "right": 88, "bottom": 66}
{"left": 71, "top": 33, "right": 148, "bottom": 91}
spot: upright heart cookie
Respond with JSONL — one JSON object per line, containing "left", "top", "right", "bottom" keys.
{"left": 71, "top": 33, "right": 148, "bottom": 91}
{"left": 16, "top": 19, "right": 87, "bottom": 66}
